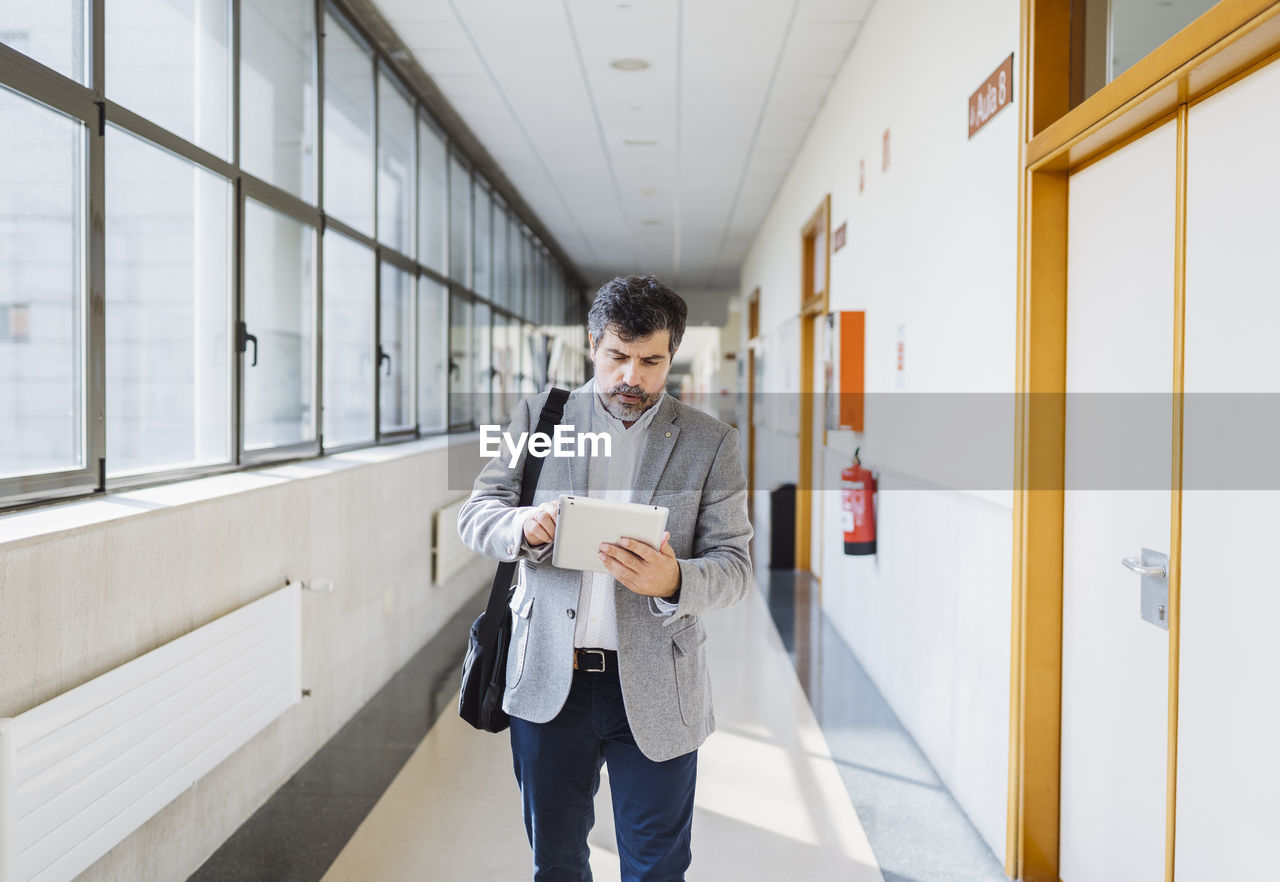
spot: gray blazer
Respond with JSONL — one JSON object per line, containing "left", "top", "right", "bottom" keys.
{"left": 457, "top": 381, "right": 754, "bottom": 762}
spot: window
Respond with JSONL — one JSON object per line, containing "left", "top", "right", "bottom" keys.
{"left": 105, "top": 128, "right": 231, "bottom": 476}
{"left": 492, "top": 199, "right": 509, "bottom": 310}
{"left": 1074, "top": 0, "right": 1218, "bottom": 104}
{"left": 448, "top": 291, "right": 472, "bottom": 427}
{"left": 0, "top": 0, "right": 87, "bottom": 83}
{"left": 242, "top": 199, "right": 316, "bottom": 451}
{"left": 241, "top": 0, "right": 316, "bottom": 203}
{"left": 322, "top": 12, "right": 374, "bottom": 235}
{"left": 106, "top": 0, "right": 231, "bottom": 158}
{"left": 322, "top": 229, "right": 374, "bottom": 448}
{"left": 0, "top": 88, "right": 85, "bottom": 479}
{"left": 492, "top": 312, "right": 516, "bottom": 426}
{"left": 417, "top": 276, "right": 447, "bottom": 433}
{"left": 379, "top": 261, "right": 413, "bottom": 432}
{"left": 418, "top": 117, "right": 447, "bottom": 272}
{"left": 448, "top": 156, "right": 471, "bottom": 286}
{"left": 509, "top": 220, "right": 524, "bottom": 320}
{"left": 474, "top": 301, "right": 491, "bottom": 425}
{"left": 472, "top": 178, "right": 492, "bottom": 298}
{"left": 378, "top": 73, "right": 415, "bottom": 254}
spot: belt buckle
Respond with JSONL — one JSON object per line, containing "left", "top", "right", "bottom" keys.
{"left": 575, "top": 649, "right": 607, "bottom": 673}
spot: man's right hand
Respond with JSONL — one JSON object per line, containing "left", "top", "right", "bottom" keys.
{"left": 522, "top": 500, "right": 559, "bottom": 547}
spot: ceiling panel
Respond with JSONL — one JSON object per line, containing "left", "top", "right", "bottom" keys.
{"left": 373, "top": 0, "right": 871, "bottom": 290}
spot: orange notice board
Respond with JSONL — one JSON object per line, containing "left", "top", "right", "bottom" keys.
{"left": 824, "top": 310, "right": 865, "bottom": 432}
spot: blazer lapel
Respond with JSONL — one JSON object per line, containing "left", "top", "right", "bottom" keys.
{"left": 631, "top": 395, "right": 680, "bottom": 505}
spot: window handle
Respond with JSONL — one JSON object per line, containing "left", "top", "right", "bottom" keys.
{"left": 379, "top": 346, "right": 392, "bottom": 376}
{"left": 237, "top": 322, "right": 259, "bottom": 367}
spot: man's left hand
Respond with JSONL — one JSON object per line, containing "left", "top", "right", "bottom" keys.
{"left": 599, "top": 531, "right": 681, "bottom": 599}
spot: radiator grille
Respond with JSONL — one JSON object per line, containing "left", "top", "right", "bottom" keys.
{"left": 0, "top": 584, "right": 301, "bottom": 882}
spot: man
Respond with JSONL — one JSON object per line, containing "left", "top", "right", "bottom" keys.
{"left": 458, "top": 274, "right": 753, "bottom": 881}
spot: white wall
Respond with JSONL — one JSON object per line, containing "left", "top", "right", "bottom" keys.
{"left": 738, "top": 0, "right": 1018, "bottom": 857}
{"left": 0, "top": 439, "right": 490, "bottom": 881}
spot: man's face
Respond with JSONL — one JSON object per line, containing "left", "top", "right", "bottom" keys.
{"left": 590, "top": 327, "right": 674, "bottom": 422}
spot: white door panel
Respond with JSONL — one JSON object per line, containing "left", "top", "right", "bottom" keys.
{"left": 1178, "top": 58, "right": 1280, "bottom": 881}
{"left": 1061, "top": 120, "right": 1176, "bottom": 882}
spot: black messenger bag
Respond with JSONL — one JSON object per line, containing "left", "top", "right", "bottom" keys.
{"left": 459, "top": 387, "right": 569, "bottom": 733}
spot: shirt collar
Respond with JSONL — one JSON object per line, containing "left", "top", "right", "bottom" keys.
{"left": 591, "top": 378, "right": 665, "bottom": 434}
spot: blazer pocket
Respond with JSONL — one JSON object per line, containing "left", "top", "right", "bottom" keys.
{"left": 671, "top": 623, "right": 708, "bottom": 727}
{"left": 506, "top": 589, "right": 535, "bottom": 689}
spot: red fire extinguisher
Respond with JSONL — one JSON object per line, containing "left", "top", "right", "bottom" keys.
{"left": 841, "top": 447, "right": 876, "bottom": 555}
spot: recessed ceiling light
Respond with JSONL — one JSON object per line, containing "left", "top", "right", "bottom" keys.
{"left": 623, "top": 138, "right": 657, "bottom": 146}
{"left": 610, "top": 58, "right": 651, "bottom": 71}
{"left": 642, "top": 219, "right": 662, "bottom": 226}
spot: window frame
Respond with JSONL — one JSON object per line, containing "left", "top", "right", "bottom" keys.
{"left": 0, "top": 0, "right": 585, "bottom": 512}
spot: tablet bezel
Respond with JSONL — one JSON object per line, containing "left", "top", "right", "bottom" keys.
{"left": 551, "top": 495, "right": 670, "bottom": 574}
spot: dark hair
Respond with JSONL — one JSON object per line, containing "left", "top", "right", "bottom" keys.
{"left": 587, "top": 275, "right": 687, "bottom": 355}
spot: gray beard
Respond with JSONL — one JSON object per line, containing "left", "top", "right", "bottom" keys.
{"left": 598, "top": 386, "right": 657, "bottom": 422}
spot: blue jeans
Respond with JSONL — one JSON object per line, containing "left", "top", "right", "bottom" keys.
{"left": 509, "top": 658, "right": 698, "bottom": 882}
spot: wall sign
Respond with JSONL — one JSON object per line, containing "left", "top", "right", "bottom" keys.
{"left": 969, "top": 53, "right": 1014, "bottom": 138}
{"left": 833, "top": 222, "right": 847, "bottom": 252}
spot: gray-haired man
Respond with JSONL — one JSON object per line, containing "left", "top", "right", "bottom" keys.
{"left": 458, "top": 274, "right": 753, "bottom": 881}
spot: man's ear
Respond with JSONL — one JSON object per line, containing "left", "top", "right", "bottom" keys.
{"left": 588, "top": 332, "right": 596, "bottom": 353}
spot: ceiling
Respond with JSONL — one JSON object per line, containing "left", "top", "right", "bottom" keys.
{"left": 372, "top": 0, "right": 874, "bottom": 292}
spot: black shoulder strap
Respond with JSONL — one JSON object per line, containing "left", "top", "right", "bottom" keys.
{"left": 478, "top": 387, "right": 571, "bottom": 639}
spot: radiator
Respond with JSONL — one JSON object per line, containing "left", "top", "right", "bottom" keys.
{"left": 433, "top": 496, "right": 477, "bottom": 585}
{"left": 0, "top": 583, "right": 302, "bottom": 882}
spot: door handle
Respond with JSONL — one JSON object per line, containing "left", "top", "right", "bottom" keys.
{"left": 1122, "top": 556, "right": 1167, "bottom": 578}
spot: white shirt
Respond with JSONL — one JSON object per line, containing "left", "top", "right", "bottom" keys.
{"left": 517, "top": 382, "right": 678, "bottom": 647}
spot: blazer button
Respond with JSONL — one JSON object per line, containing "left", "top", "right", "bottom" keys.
{"left": 567, "top": 609, "right": 576, "bottom": 619}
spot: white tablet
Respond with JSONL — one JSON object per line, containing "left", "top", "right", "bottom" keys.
{"left": 551, "top": 495, "right": 670, "bottom": 574}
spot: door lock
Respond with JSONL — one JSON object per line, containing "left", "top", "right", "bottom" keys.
{"left": 1121, "top": 548, "right": 1169, "bottom": 630}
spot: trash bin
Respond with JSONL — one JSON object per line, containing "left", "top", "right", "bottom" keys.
{"left": 769, "top": 482, "right": 796, "bottom": 570}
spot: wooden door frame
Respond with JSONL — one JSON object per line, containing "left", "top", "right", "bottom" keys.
{"left": 1010, "top": 3, "right": 1280, "bottom": 880}
{"left": 797, "top": 195, "right": 831, "bottom": 573}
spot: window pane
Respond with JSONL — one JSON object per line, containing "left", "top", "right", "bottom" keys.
{"left": 0, "top": 0, "right": 87, "bottom": 82}
{"left": 521, "top": 233, "right": 534, "bottom": 319}
{"left": 241, "top": 0, "right": 316, "bottom": 202}
{"left": 322, "top": 229, "right": 373, "bottom": 447}
{"left": 492, "top": 201, "right": 508, "bottom": 309}
{"left": 448, "top": 156, "right": 471, "bottom": 286}
{"left": 417, "top": 276, "right": 446, "bottom": 433}
{"left": 243, "top": 199, "right": 315, "bottom": 449}
{"left": 492, "top": 313, "right": 515, "bottom": 426}
{"left": 0, "top": 89, "right": 84, "bottom": 479}
{"left": 379, "top": 261, "right": 413, "bottom": 431}
{"left": 1111, "top": 0, "right": 1216, "bottom": 79}
{"left": 512, "top": 219, "right": 526, "bottom": 317}
{"left": 474, "top": 301, "right": 491, "bottom": 425}
{"left": 322, "top": 14, "right": 373, "bottom": 235}
{"left": 106, "top": 0, "right": 231, "bottom": 157}
{"left": 448, "top": 291, "right": 472, "bottom": 426}
{"left": 106, "top": 128, "right": 231, "bottom": 476}
{"left": 472, "top": 180, "right": 491, "bottom": 298}
{"left": 417, "top": 118, "right": 446, "bottom": 272}
{"left": 377, "top": 74, "right": 414, "bottom": 254}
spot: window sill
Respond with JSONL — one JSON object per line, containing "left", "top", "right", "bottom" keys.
{"left": 0, "top": 431, "right": 480, "bottom": 550}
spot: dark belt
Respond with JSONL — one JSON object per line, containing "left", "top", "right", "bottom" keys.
{"left": 573, "top": 648, "right": 617, "bottom": 673}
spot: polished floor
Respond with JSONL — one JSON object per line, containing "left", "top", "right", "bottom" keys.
{"left": 192, "top": 570, "right": 1006, "bottom": 881}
